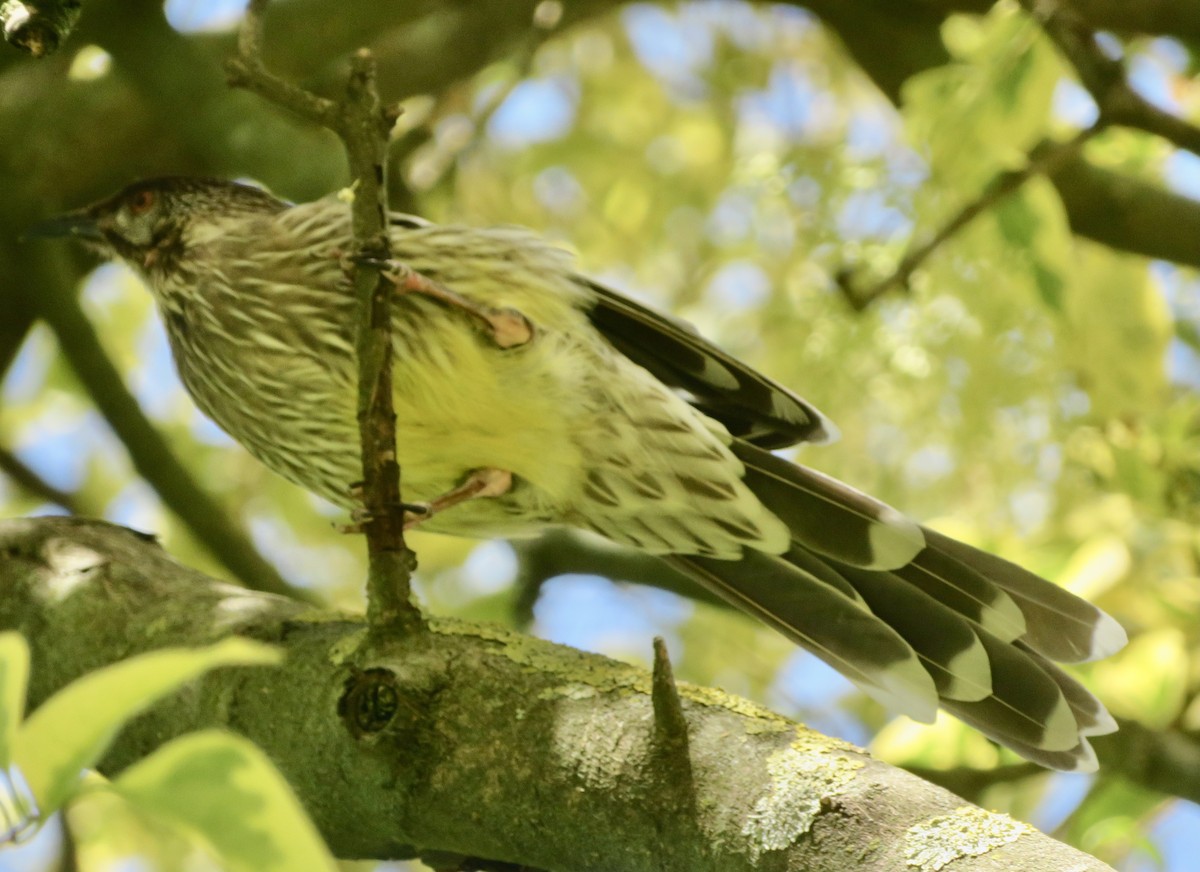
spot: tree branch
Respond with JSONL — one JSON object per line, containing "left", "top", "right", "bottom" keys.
{"left": 0, "top": 444, "right": 80, "bottom": 513}
{"left": 918, "top": 0, "right": 1200, "bottom": 41}
{"left": 0, "top": 516, "right": 1117, "bottom": 871}
{"left": 1, "top": 0, "right": 80, "bottom": 57}
{"left": 1091, "top": 718, "right": 1200, "bottom": 806}
{"left": 1022, "top": 0, "right": 1200, "bottom": 158}
{"left": 788, "top": 0, "right": 1200, "bottom": 269}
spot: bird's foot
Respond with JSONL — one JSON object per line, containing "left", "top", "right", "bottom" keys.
{"left": 402, "top": 468, "right": 513, "bottom": 531}
{"left": 339, "top": 481, "right": 434, "bottom": 533}
{"left": 352, "top": 256, "right": 534, "bottom": 349}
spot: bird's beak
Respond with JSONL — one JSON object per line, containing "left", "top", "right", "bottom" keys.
{"left": 24, "top": 208, "right": 104, "bottom": 242}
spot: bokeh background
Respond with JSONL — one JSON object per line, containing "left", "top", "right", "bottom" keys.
{"left": 3, "top": 0, "right": 1200, "bottom": 868}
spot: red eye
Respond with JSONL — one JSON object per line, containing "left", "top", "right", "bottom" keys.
{"left": 127, "top": 189, "right": 155, "bottom": 215}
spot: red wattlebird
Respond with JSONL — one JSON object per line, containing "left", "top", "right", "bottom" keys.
{"left": 33, "top": 177, "right": 1127, "bottom": 770}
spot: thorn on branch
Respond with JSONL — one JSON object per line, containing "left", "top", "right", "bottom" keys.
{"left": 651, "top": 637, "right": 690, "bottom": 756}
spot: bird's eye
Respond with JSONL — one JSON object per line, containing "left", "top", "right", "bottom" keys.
{"left": 127, "top": 189, "right": 155, "bottom": 215}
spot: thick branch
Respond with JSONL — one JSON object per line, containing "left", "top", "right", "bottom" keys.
{"left": 1091, "top": 718, "right": 1200, "bottom": 806}
{"left": 0, "top": 516, "right": 1114, "bottom": 871}
{"left": 1046, "top": 147, "right": 1200, "bottom": 266}
{"left": 1022, "top": 0, "right": 1200, "bottom": 158}
{"left": 1, "top": 0, "right": 80, "bottom": 57}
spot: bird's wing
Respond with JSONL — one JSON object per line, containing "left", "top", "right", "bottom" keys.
{"left": 581, "top": 279, "right": 835, "bottom": 448}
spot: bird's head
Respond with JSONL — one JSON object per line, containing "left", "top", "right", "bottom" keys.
{"left": 29, "top": 177, "right": 286, "bottom": 276}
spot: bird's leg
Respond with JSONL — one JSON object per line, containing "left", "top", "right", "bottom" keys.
{"left": 402, "top": 467, "right": 513, "bottom": 530}
{"left": 353, "top": 257, "right": 534, "bottom": 349}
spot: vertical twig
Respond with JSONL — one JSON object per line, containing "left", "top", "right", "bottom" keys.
{"left": 227, "top": 0, "right": 420, "bottom": 631}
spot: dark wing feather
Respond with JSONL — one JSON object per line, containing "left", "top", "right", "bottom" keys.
{"left": 583, "top": 279, "right": 835, "bottom": 448}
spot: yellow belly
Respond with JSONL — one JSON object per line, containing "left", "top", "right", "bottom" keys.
{"left": 390, "top": 298, "right": 589, "bottom": 535}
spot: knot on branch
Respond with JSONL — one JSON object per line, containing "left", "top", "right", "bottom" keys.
{"left": 340, "top": 667, "right": 401, "bottom": 738}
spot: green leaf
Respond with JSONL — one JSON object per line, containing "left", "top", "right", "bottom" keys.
{"left": 114, "top": 730, "right": 336, "bottom": 872}
{"left": 903, "top": 7, "right": 1059, "bottom": 187}
{"left": 13, "top": 638, "right": 280, "bottom": 817}
{"left": 0, "top": 632, "right": 30, "bottom": 769}
{"left": 1062, "top": 244, "right": 1173, "bottom": 417}
{"left": 994, "top": 177, "right": 1073, "bottom": 310}
{"left": 1091, "top": 629, "right": 1187, "bottom": 729}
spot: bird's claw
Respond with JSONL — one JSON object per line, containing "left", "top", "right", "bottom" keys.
{"left": 338, "top": 499, "right": 432, "bottom": 534}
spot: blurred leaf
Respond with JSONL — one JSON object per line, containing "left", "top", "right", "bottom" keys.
{"left": 903, "top": 6, "right": 1059, "bottom": 185}
{"left": 1062, "top": 244, "right": 1172, "bottom": 418}
{"left": 1066, "top": 779, "right": 1166, "bottom": 865}
{"left": 1089, "top": 629, "right": 1187, "bottom": 729}
{"left": 0, "top": 632, "right": 29, "bottom": 769}
{"left": 68, "top": 774, "right": 218, "bottom": 872}
{"left": 872, "top": 711, "right": 1000, "bottom": 770}
{"left": 115, "top": 730, "right": 336, "bottom": 872}
{"left": 14, "top": 639, "right": 280, "bottom": 816}
{"left": 993, "top": 177, "right": 1072, "bottom": 310}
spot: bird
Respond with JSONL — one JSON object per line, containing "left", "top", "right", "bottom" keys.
{"left": 32, "top": 176, "right": 1127, "bottom": 771}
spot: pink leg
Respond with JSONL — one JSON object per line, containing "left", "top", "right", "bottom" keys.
{"left": 365, "top": 259, "right": 534, "bottom": 349}
{"left": 403, "top": 468, "right": 514, "bottom": 530}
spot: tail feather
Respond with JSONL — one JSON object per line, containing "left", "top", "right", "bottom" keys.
{"left": 663, "top": 440, "right": 1127, "bottom": 772}
{"left": 734, "top": 442, "right": 924, "bottom": 570}
{"left": 1016, "top": 642, "right": 1118, "bottom": 737}
{"left": 900, "top": 539, "right": 1027, "bottom": 642}
{"left": 838, "top": 563, "right": 992, "bottom": 702}
{"left": 924, "top": 529, "right": 1128, "bottom": 663}
{"left": 942, "top": 631, "right": 1081, "bottom": 753}
{"left": 670, "top": 549, "right": 939, "bottom": 723}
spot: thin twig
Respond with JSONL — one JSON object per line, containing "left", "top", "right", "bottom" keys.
{"left": 839, "top": 123, "right": 1102, "bottom": 310}
{"left": 228, "top": 0, "right": 420, "bottom": 631}
{"left": 225, "top": 0, "right": 336, "bottom": 128}
{"left": 842, "top": 0, "right": 1200, "bottom": 311}
{"left": 0, "top": 445, "right": 80, "bottom": 513}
